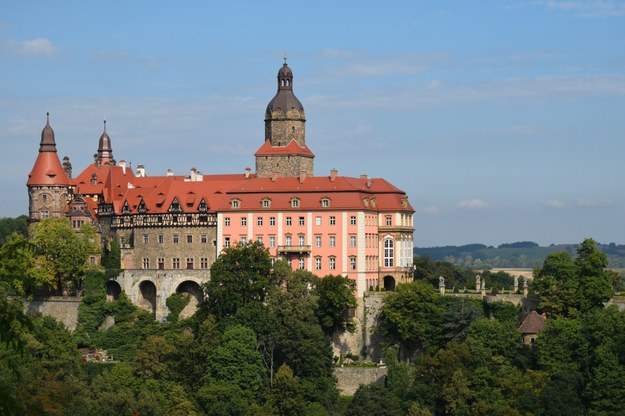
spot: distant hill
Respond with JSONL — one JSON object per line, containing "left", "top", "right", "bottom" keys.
{"left": 414, "top": 241, "right": 625, "bottom": 269}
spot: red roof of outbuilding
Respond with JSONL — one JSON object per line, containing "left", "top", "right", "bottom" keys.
{"left": 519, "top": 311, "right": 547, "bottom": 335}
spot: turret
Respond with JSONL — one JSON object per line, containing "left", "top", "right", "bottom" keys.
{"left": 255, "top": 60, "right": 315, "bottom": 178}
{"left": 27, "top": 113, "right": 70, "bottom": 222}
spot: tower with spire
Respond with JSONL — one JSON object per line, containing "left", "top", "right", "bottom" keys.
{"left": 255, "top": 60, "right": 315, "bottom": 178}
{"left": 27, "top": 113, "right": 71, "bottom": 222}
{"left": 95, "top": 120, "right": 115, "bottom": 166}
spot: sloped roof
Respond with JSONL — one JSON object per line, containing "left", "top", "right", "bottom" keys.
{"left": 254, "top": 139, "right": 315, "bottom": 157}
{"left": 519, "top": 311, "right": 546, "bottom": 335}
{"left": 27, "top": 151, "right": 71, "bottom": 186}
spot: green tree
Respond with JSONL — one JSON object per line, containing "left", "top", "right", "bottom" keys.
{"left": 203, "top": 241, "right": 274, "bottom": 319}
{"left": 263, "top": 364, "right": 307, "bottom": 416}
{"left": 533, "top": 238, "right": 612, "bottom": 315}
{"left": 0, "top": 215, "right": 28, "bottom": 245}
{"left": 344, "top": 383, "right": 404, "bottom": 416}
{"left": 206, "top": 325, "right": 265, "bottom": 395}
{"left": 30, "top": 218, "right": 100, "bottom": 295}
{"left": 378, "top": 281, "right": 442, "bottom": 359}
{"left": 0, "top": 233, "right": 37, "bottom": 295}
{"left": 315, "top": 274, "right": 357, "bottom": 335}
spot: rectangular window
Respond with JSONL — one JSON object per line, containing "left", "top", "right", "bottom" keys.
{"left": 330, "top": 216, "right": 336, "bottom": 225}
{"left": 186, "top": 258, "right": 194, "bottom": 270}
{"left": 315, "top": 235, "right": 322, "bottom": 248}
{"left": 299, "top": 217, "right": 305, "bottom": 226}
{"left": 142, "top": 258, "right": 150, "bottom": 269}
{"left": 315, "top": 257, "right": 322, "bottom": 270}
{"left": 329, "top": 235, "right": 336, "bottom": 247}
{"left": 173, "top": 234, "right": 179, "bottom": 244}
{"left": 350, "top": 235, "right": 357, "bottom": 248}
{"left": 158, "top": 257, "right": 164, "bottom": 270}
{"left": 269, "top": 236, "right": 275, "bottom": 247}
{"left": 315, "top": 216, "right": 322, "bottom": 226}
{"left": 257, "top": 236, "right": 264, "bottom": 244}
{"left": 241, "top": 236, "right": 247, "bottom": 245}
{"left": 241, "top": 217, "right": 247, "bottom": 226}
{"left": 350, "top": 216, "right": 357, "bottom": 225}
{"left": 187, "top": 234, "right": 193, "bottom": 243}
{"left": 386, "top": 216, "right": 392, "bottom": 226}
{"left": 298, "top": 235, "right": 305, "bottom": 246}
{"left": 224, "top": 237, "right": 230, "bottom": 248}
{"left": 200, "top": 257, "right": 208, "bottom": 269}
{"left": 286, "top": 217, "right": 292, "bottom": 226}
{"left": 225, "top": 217, "right": 230, "bottom": 226}
{"left": 350, "top": 257, "right": 357, "bottom": 271}
{"left": 173, "top": 258, "right": 180, "bottom": 269}
{"left": 270, "top": 217, "right": 276, "bottom": 226}
{"left": 201, "top": 234, "right": 208, "bottom": 243}
{"left": 285, "top": 235, "right": 292, "bottom": 246}
{"left": 158, "top": 234, "right": 164, "bottom": 244}
{"left": 329, "top": 257, "right": 336, "bottom": 270}
{"left": 257, "top": 217, "right": 263, "bottom": 226}
{"left": 142, "top": 234, "right": 149, "bottom": 244}
{"left": 298, "top": 258, "right": 305, "bottom": 270}
{"left": 262, "top": 199, "right": 271, "bottom": 208}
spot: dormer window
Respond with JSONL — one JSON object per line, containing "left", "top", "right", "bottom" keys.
{"left": 320, "top": 197, "right": 330, "bottom": 208}
{"left": 198, "top": 199, "right": 208, "bottom": 212}
{"left": 363, "top": 197, "right": 369, "bottom": 207}
{"left": 401, "top": 197, "right": 408, "bottom": 208}
{"left": 168, "top": 197, "right": 182, "bottom": 213}
{"left": 291, "top": 197, "right": 300, "bottom": 208}
{"left": 231, "top": 199, "right": 240, "bottom": 209}
{"left": 261, "top": 198, "right": 271, "bottom": 208}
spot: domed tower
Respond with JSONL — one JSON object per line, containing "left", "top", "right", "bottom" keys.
{"left": 255, "top": 60, "right": 315, "bottom": 178}
{"left": 27, "top": 113, "right": 70, "bottom": 222}
{"left": 95, "top": 120, "right": 115, "bottom": 166}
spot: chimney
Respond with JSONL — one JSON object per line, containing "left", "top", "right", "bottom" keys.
{"left": 367, "top": 178, "right": 372, "bottom": 188}
{"left": 245, "top": 167, "right": 251, "bottom": 179}
{"left": 360, "top": 174, "right": 368, "bottom": 180}
{"left": 271, "top": 171, "right": 278, "bottom": 182}
{"left": 136, "top": 163, "right": 145, "bottom": 177}
{"left": 299, "top": 170, "right": 306, "bottom": 183}
{"left": 166, "top": 169, "right": 173, "bottom": 177}
{"left": 330, "top": 168, "right": 338, "bottom": 182}
{"left": 119, "top": 160, "right": 126, "bottom": 175}
{"left": 62, "top": 156, "right": 72, "bottom": 178}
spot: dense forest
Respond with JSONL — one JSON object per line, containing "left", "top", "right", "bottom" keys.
{"left": 1, "top": 219, "right": 625, "bottom": 415}
{"left": 414, "top": 241, "right": 625, "bottom": 269}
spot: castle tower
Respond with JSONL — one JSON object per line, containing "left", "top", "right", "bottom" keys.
{"left": 27, "top": 113, "right": 70, "bottom": 222}
{"left": 95, "top": 120, "right": 115, "bottom": 166}
{"left": 255, "top": 60, "right": 315, "bottom": 178}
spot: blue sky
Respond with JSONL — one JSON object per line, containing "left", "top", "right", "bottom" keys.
{"left": 1, "top": 1, "right": 624, "bottom": 246}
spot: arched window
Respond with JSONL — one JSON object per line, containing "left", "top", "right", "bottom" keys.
{"left": 384, "top": 237, "right": 394, "bottom": 267}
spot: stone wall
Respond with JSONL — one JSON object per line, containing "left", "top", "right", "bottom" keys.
{"left": 332, "top": 291, "right": 387, "bottom": 362}
{"left": 23, "top": 297, "right": 82, "bottom": 331}
{"left": 334, "top": 366, "right": 387, "bottom": 396}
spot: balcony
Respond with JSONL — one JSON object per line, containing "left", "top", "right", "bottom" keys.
{"left": 277, "top": 245, "right": 312, "bottom": 254}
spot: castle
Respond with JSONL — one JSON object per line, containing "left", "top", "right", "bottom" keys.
{"left": 27, "top": 61, "right": 415, "bottom": 318}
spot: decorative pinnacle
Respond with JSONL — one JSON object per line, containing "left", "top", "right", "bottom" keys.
{"left": 284, "top": 51, "right": 287, "bottom": 64}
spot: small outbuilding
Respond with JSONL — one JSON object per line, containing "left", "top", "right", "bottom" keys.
{"left": 519, "top": 311, "right": 547, "bottom": 347}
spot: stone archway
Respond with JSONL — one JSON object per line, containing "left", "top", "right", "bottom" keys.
{"left": 138, "top": 280, "right": 157, "bottom": 316}
{"left": 175, "top": 280, "right": 203, "bottom": 319}
{"left": 383, "top": 275, "right": 396, "bottom": 291}
{"left": 105, "top": 280, "right": 122, "bottom": 301}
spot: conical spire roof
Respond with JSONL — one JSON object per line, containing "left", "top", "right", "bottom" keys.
{"left": 96, "top": 120, "right": 114, "bottom": 165}
{"left": 27, "top": 113, "right": 70, "bottom": 186}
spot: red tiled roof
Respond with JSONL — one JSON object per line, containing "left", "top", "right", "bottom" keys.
{"left": 27, "top": 152, "right": 70, "bottom": 186}
{"left": 519, "top": 311, "right": 546, "bottom": 334}
{"left": 254, "top": 139, "right": 315, "bottom": 157}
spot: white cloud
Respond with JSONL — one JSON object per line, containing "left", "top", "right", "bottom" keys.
{"left": 2, "top": 38, "right": 58, "bottom": 56}
{"left": 457, "top": 199, "right": 488, "bottom": 209}
{"left": 544, "top": 199, "right": 566, "bottom": 208}
{"left": 576, "top": 197, "right": 616, "bottom": 207}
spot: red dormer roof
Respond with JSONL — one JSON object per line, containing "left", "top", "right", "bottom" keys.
{"left": 254, "top": 139, "right": 315, "bottom": 158}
